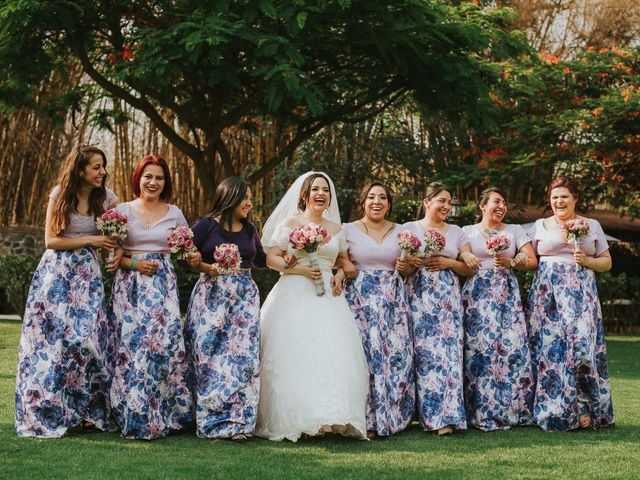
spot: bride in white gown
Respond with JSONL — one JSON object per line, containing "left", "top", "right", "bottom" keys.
{"left": 255, "top": 172, "right": 369, "bottom": 442}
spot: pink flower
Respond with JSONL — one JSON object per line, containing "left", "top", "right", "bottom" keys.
{"left": 214, "top": 243, "right": 241, "bottom": 274}
{"left": 486, "top": 235, "right": 511, "bottom": 256}
{"left": 562, "top": 219, "right": 590, "bottom": 241}
{"left": 423, "top": 229, "right": 446, "bottom": 256}
{"left": 96, "top": 209, "right": 128, "bottom": 240}
{"left": 167, "top": 226, "right": 197, "bottom": 260}
{"left": 289, "top": 223, "right": 330, "bottom": 253}
{"left": 397, "top": 230, "right": 422, "bottom": 257}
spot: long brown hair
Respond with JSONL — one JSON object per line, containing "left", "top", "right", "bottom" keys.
{"left": 207, "top": 176, "right": 251, "bottom": 235}
{"left": 416, "top": 182, "right": 452, "bottom": 219}
{"left": 50, "top": 145, "right": 108, "bottom": 235}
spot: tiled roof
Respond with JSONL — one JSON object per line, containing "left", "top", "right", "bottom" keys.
{"left": 506, "top": 205, "right": 640, "bottom": 242}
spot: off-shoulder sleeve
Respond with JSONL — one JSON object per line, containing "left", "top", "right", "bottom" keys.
{"left": 272, "top": 224, "right": 292, "bottom": 251}
{"left": 591, "top": 219, "right": 609, "bottom": 257}
{"left": 336, "top": 230, "right": 348, "bottom": 253}
{"left": 513, "top": 224, "right": 531, "bottom": 250}
{"left": 105, "top": 188, "right": 118, "bottom": 207}
{"left": 252, "top": 224, "right": 267, "bottom": 268}
{"left": 49, "top": 185, "right": 61, "bottom": 200}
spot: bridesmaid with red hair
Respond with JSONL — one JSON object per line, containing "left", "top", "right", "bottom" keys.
{"left": 527, "top": 175, "right": 614, "bottom": 431}
{"left": 108, "top": 155, "right": 200, "bottom": 440}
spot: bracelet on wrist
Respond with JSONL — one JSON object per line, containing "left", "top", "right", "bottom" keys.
{"left": 130, "top": 258, "right": 138, "bottom": 271}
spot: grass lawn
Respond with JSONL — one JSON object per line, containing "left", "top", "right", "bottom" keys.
{"left": 0, "top": 320, "right": 638, "bottom": 480}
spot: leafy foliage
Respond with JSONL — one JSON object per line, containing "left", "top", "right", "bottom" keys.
{"left": 0, "top": 0, "right": 526, "bottom": 200}
{"left": 0, "top": 255, "right": 39, "bottom": 315}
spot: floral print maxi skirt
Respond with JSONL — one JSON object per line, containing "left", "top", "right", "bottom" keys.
{"left": 184, "top": 271, "right": 261, "bottom": 438}
{"left": 15, "top": 248, "right": 114, "bottom": 438}
{"left": 344, "top": 270, "right": 415, "bottom": 436}
{"left": 462, "top": 268, "right": 534, "bottom": 431}
{"left": 527, "top": 261, "right": 614, "bottom": 431}
{"left": 107, "top": 253, "right": 192, "bottom": 439}
{"left": 407, "top": 268, "right": 466, "bottom": 431}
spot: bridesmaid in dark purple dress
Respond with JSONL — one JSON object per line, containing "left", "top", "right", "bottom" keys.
{"left": 183, "top": 177, "right": 267, "bottom": 441}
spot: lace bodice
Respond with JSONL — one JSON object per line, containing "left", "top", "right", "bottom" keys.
{"left": 49, "top": 186, "right": 117, "bottom": 237}
{"left": 273, "top": 225, "right": 347, "bottom": 272}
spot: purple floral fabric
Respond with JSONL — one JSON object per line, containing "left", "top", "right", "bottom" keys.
{"left": 107, "top": 253, "right": 192, "bottom": 439}
{"left": 344, "top": 270, "right": 414, "bottom": 436}
{"left": 462, "top": 269, "right": 534, "bottom": 431}
{"left": 184, "top": 271, "right": 261, "bottom": 438}
{"left": 527, "top": 262, "right": 614, "bottom": 431}
{"left": 15, "top": 248, "right": 114, "bottom": 438}
{"left": 407, "top": 269, "right": 466, "bottom": 431}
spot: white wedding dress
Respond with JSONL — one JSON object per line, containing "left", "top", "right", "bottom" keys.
{"left": 255, "top": 225, "right": 369, "bottom": 442}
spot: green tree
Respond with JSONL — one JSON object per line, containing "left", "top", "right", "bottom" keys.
{"left": 0, "top": 0, "right": 524, "bottom": 204}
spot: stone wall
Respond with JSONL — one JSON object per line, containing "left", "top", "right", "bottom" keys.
{"left": 0, "top": 226, "right": 45, "bottom": 257}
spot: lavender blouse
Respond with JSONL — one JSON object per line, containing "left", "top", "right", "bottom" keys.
{"left": 191, "top": 217, "right": 267, "bottom": 269}
{"left": 402, "top": 221, "right": 469, "bottom": 259}
{"left": 462, "top": 224, "right": 530, "bottom": 270}
{"left": 531, "top": 217, "right": 609, "bottom": 263}
{"left": 343, "top": 222, "right": 404, "bottom": 271}
{"left": 49, "top": 186, "right": 117, "bottom": 237}
{"left": 115, "top": 201, "right": 188, "bottom": 252}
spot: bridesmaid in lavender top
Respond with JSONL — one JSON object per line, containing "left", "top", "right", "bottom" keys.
{"left": 15, "top": 145, "right": 120, "bottom": 438}
{"left": 527, "top": 175, "right": 614, "bottom": 431}
{"left": 403, "top": 182, "right": 474, "bottom": 436}
{"left": 108, "top": 155, "right": 200, "bottom": 440}
{"left": 343, "top": 182, "right": 415, "bottom": 438}
{"left": 460, "top": 187, "right": 537, "bottom": 431}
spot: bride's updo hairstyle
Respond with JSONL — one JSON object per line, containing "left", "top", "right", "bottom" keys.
{"left": 297, "top": 173, "right": 332, "bottom": 212}
{"left": 416, "top": 182, "right": 452, "bottom": 219}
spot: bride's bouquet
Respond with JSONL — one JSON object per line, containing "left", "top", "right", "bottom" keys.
{"left": 96, "top": 209, "right": 128, "bottom": 261}
{"left": 562, "top": 218, "right": 590, "bottom": 271}
{"left": 167, "top": 226, "right": 198, "bottom": 260}
{"left": 486, "top": 234, "right": 511, "bottom": 273}
{"left": 289, "top": 223, "right": 331, "bottom": 296}
{"left": 213, "top": 243, "right": 241, "bottom": 274}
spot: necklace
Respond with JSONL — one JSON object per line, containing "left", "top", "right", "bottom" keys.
{"left": 481, "top": 223, "right": 502, "bottom": 237}
{"left": 361, "top": 219, "right": 388, "bottom": 231}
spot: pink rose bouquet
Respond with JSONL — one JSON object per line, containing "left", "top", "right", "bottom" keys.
{"left": 397, "top": 230, "right": 422, "bottom": 260}
{"left": 96, "top": 209, "right": 128, "bottom": 261}
{"left": 423, "top": 229, "right": 446, "bottom": 257}
{"left": 486, "top": 234, "right": 511, "bottom": 272}
{"left": 167, "top": 226, "right": 197, "bottom": 260}
{"left": 289, "top": 223, "right": 331, "bottom": 295}
{"left": 213, "top": 243, "right": 241, "bottom": 274}
{"left": 562, "top": 218, "right": 590, "bottom": 270}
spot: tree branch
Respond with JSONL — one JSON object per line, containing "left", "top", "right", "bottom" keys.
{"left": 76, "top": 46, "right": 200, "bottom": 160}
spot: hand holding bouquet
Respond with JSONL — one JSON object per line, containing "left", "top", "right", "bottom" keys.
{"left": 289, "top": 223, "right": 331, "bottom": 296}
{"left": 167, "top": 226, "right": 198, "bottom": 260}
{"left": 562, "top": 218, "right": 590, "bottom": 270}
{"left": 213, "top": 243, "right": 241, "bottom": 274}
{"left": 397, "top": 230, "right": 422, "bottom": 260}
{"left": 96, "top": 209, "right": 128, "bottom": 261}
{"left": 486, "top": 234, "right": 511, "bottom": 273}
